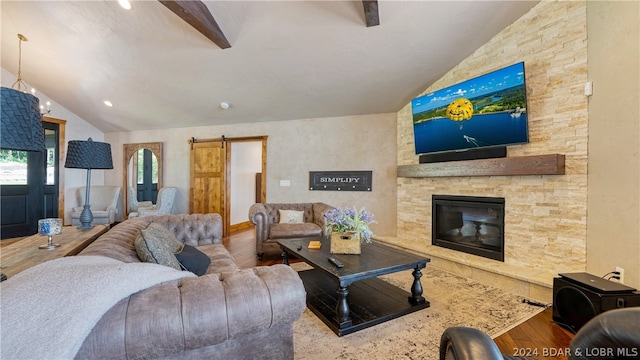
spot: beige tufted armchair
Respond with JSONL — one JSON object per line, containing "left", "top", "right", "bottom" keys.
{"left": 249, "top": 202, "right": 335, "bottom": 260}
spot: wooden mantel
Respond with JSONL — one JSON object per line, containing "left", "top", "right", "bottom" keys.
{"left": 397, "top": 154, "right": 565, "bottom": 178}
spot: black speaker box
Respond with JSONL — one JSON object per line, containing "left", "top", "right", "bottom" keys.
{"left": 418, "top": 146, "right": 506, "bottom": 164}
{"left": 552, "top": 276, "right": 640, "bottom": 333}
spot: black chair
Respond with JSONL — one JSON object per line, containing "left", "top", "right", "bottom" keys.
{"left": 439, "top": 307, "right": 640, "bottom": 360}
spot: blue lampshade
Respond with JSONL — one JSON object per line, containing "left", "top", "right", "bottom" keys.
{"left": 65, "top": 138, "right": 113, "bottom": 170}
{"left": 0, "top": 87, "right": 45, "bottom": 152}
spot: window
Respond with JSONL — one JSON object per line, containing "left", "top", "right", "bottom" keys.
{"left": 0, "top": 149, "right": 28, "bottom": 185}
{"left": 136, "top": 148, "right": 158, "bottom": 184}
{"left": 45, "top": 128, "right": 56, "bottom": 185}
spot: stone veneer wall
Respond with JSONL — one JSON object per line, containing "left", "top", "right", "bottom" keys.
{"left": 395, "top": 1, "right": 588, "bottom": 278}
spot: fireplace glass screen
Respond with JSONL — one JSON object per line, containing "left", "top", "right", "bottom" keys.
{"left": 432, "top": 195, "right": 505, "bottom": 261}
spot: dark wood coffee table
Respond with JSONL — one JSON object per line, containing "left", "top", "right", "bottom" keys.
{"left": 277, "top": 237, "right": 430, "bottom": 336}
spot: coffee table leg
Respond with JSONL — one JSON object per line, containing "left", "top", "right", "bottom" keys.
{"left": 409, "top": 265, "right": 426, "bottom": 305}
{"left": 281, "top": 250, "right": 289, "bottom": 265}
{"left": 335, "top": 286, "right": 352, "bottom": 328}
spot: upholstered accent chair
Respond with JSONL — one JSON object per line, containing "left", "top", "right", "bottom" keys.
{"left": 127, "top": 186, "right": 153, "bottom": 212}
{"left": 249, "top": 202, "right": 335, "bottom": 260}
{"left": 128, "top": 186, "right": 177, "bottom": 218}
{"left": 71, "top": 186, "right": 121, "bottom": 226}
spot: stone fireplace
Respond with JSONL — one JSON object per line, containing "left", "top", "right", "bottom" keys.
{"left": 432, "top": 195, "right": 505, "bottom": 261}
{"left": 386, "top": 1, "right": 589, "bottom": 303}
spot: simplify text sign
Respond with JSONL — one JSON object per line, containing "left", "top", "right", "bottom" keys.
{"left": 309, "top": 171, "right": 372, "bottom": 191}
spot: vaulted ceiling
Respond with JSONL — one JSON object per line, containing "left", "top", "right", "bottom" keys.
{"left": 1, "top": 1, "right": 538, "bottom": 133}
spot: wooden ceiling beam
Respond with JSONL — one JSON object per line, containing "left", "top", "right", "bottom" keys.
{"left": 362, "top": 1, "right": 379, "bottom": 27}
{"left": 158, "top": 0, "right": 231, "bottom": 49}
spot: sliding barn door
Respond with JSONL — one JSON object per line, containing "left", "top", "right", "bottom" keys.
{"left": 190, "top": 141, "right": 227, "bottom": 235}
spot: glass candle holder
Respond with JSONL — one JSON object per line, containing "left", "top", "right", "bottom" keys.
{"left": 38, "top": 218, "right": 62, "bottom": 249}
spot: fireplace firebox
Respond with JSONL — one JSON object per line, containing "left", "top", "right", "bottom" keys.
{"left": 432, "top": 195, "right": 505, "bottom": 261}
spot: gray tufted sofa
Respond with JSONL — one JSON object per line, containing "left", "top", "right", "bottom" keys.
{"left": 76, "top": 213, "right": 306, "bottom": 360}
{"left": 249, "top": 202, "right": 335, "bottom": 260}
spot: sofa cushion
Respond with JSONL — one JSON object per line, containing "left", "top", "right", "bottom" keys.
{"left": 269, "top": 223, "right": 323, "bottom": 239}
{"left": 265, "top": 203, "right": 315, "bottom": 224}
{"left": 196, "top": 244, "right": 242, "bottom": 273}
{"left": 278, "top": 210, "right": 304, "bottom": 224}
{"left": 134, "top": 224, "right": 183, "bottom": 270}
{"left": 176, "top": 245, "right": 211, "bottom": 276}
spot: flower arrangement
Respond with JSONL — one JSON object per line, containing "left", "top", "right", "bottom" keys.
{"left": 324, "top": 207, "right": 376, "bottom": 243}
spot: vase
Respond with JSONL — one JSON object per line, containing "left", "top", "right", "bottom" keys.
{"left": 37, "top": 218, "right": 62, "bottom": 249}
{"left": 330, "top": 231, "right": 361, "bottom": 255}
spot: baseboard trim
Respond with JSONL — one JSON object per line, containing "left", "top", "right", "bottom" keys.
{"left": 229, "top": 221, "right": 253, "bottom": 233}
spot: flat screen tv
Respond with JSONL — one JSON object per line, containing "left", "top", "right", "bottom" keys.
{"left": 411, "top": 62, "right": 528, "bottom": 156}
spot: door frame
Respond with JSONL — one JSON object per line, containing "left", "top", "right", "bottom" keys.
{"left": 122, "top": 142, "right": 163, "bottom": 219}
{"left": 42, "top": 116, "right": 66, "bottom": 223}
{"left": 42, "top": 116, "right": 67, "bottom": 225}
{"left": 189, "top": 135, "right": 267, "bottom": 235}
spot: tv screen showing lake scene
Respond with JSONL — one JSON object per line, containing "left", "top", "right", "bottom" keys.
{"left": 411, "top": 62, "right": 528, "bottom": 155}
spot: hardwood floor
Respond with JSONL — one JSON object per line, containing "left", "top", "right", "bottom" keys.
{"left": 224, "top": 228, "right": 574, "bottom": 359}
{"left": 494, "top": 308, "right": 575, "bottom": 360}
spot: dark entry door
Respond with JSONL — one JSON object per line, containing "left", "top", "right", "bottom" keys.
{"left": 0, "top": 149, "right": 45, "bottom": 238}
{"left": 136, "top": 149, "right": 158, "bottom": 203}
{"left": 0, "top": 122, "right": 59, "bottom": 239}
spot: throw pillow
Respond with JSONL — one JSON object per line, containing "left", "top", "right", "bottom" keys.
{"left": 134, "top": 224, "right": 183, "bottom": 270}
{"left": 175, "top": 245, "right": 211, "bottom": 276}
{"left": 143, "top": 223, "right": 183, "bottom": 252}
{"left": 279, "top": 209, "right": 304, "bottom": 224}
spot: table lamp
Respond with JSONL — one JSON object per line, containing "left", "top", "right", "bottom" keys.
{"left": 38, "top": 218, "right": 62, "bottom": 249}
{"left": 64, "top": 138, "right": 113, "bottom": 229}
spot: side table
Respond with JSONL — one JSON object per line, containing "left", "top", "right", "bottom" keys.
{"left": 0, "top": 224, "right": 109, "bottom": 280}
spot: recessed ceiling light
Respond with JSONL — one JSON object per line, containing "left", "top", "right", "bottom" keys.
{"left": 104, "top": 100, "right": 113, "bottom": 107}
{"left": 118, "top": 0, "right": 132, "bottom": 10}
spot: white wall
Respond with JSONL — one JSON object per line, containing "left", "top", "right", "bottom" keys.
{"left": 104, "top": 113, "right": 398, "bottom": 236}
{"left": 586, "top": 1, "right": 640, "bottom": 288}
{"left": 1, "top": 67, "right": 105, "bottom": 225}
{"left": 230, "top": 141, "right": 262, "bottom": 225}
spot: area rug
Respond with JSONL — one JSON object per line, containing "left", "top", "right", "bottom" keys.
{"left": 291, "top": 263, "right": 545, "bottom": 360}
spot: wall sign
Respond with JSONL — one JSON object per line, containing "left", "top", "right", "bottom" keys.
{"left": 309, "top": 171, "right": 372, "bottom": 191}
